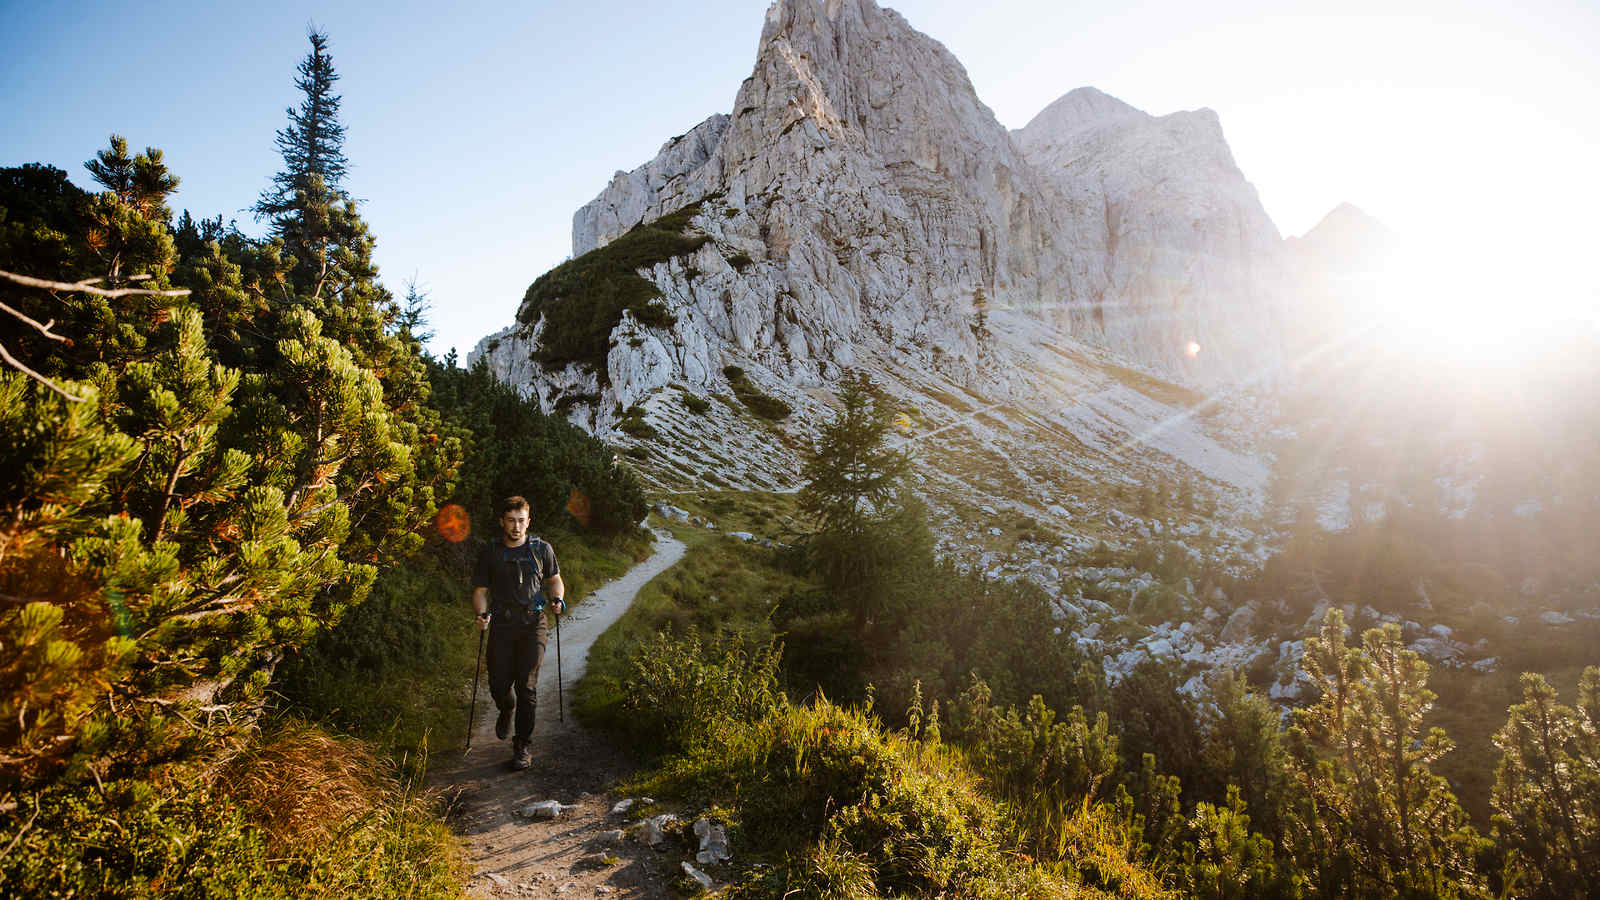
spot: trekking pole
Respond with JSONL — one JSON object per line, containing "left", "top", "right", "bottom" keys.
{"left": 554, "top": 605, "right": 564, "bottom": 723}
{"left": 466, "top": 627, "right": 485, "bottom": 753}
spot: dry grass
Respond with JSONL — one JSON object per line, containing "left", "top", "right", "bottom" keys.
{"left": 218, "top": 718, "right": 465, "bottom": 895}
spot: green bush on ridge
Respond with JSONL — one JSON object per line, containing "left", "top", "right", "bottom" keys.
{"left": 518, "top": 203, "right": 706, "bottom": 376}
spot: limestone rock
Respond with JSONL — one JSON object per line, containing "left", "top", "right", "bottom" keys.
{"left": 680, "top": 861, "right": 714, "bottom": 891}
{"left": 693, "top": 817, "right": 732, "bottom": 864}
{"left": 1015, "top": 86, "right": 1287, "bottom": 383}
{"left": 469, "top": 0, "right": 1286, "bottom": 522}
{"left": 637, "top": 813, "right": 679, "bottom": 847}
{"left": 517, "top": 800, "right": 576, "bottom": 820}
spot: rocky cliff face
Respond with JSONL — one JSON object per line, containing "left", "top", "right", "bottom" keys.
{"left": 478, "top": 0, "right": 1292, "bottom": 417}
{"left": 1015, "top": 86, "right": 1286, "bottom": 382}
{"left": 472, "top": 0, "right": 1302, "bottom": 535}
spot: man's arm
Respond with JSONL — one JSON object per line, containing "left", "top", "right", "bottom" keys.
{"left": 473, "top": 586, "right": 491, "bottom": 631}
{"left": 543, "top": 574, "right": 565, "bottom": 614}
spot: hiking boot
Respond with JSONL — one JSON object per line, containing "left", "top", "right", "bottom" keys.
{"left": 495, "top": 707, "right": 512, "bottom": 741}
{"left": 510, "top": 740, "right": 533, "bottom": 771}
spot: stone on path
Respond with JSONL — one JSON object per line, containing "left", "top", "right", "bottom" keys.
{"left": 517, "top": 799, "right": 576, "bottom": 819}
{"left": 681, "top": 861, "right": 714, "bottom": 891}
{"left": 638, "top": 813, "right": 678, "bottom": 847}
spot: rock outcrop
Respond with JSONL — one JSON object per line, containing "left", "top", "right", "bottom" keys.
{"left": 477, "top": 0, "right": 1295, "bottom": 423}
{"left": 471, "top": 0, "right": 1296, "bottom": 544}
{"left": 1015, "top": 86, "right": 1287, "bottom": 381}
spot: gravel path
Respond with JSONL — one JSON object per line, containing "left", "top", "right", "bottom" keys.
{"left": 432, "top": 528, "right": 687, "bottom": 899}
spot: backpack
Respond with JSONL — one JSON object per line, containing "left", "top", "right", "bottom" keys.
{"left": 495, "top": 538, "right": 549, "bottom": 623}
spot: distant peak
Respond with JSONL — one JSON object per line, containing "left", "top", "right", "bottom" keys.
{"left": 1019, "top": 86, "right": 1148, "bottom": 138}
{"left": 1301, "top": 203, "right": 1389, "bottom": 240}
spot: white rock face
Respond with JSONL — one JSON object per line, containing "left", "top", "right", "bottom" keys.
{"left": 574, "top": 115, "right": 730, "bottom": 257}
{"left": 1014, "top": 86, "right": 1287, "bottom": 382}
{"left": 475, "top": 0, "right": 1295, "bottom": 418}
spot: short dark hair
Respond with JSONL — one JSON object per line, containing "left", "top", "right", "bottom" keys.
{"left": 499, "top": 496, "right": 530, "bottom": 517}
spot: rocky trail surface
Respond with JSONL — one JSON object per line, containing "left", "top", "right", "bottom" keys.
{"left": 432, "top": 528, "right": 687, "bottom": 898}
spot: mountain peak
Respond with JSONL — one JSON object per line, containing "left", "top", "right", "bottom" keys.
{"left": 1017, "top": 86, "right": 1148, "bottom": 142}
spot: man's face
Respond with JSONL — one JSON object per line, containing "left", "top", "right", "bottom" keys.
{"left": 500, "top": 508, "right": 529, "bottom": 542}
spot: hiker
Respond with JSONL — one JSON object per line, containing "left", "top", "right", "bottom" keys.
{"left": 472, "top": 495, "right": 564, "bottom": 769}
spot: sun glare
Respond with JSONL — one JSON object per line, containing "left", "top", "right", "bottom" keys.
{"left": 1369, "top": 235, "right": 1594, "bottom": 367}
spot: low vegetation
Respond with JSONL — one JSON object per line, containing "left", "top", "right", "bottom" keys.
{"left": 723, "top": 365, "right": 792, "bottom": 420}
{"left": 577, "top": 373, "right": 1600, "bottom": 899}
{"left": 0, "top": 31, "right": 650, "bottom": 897}
{"left": 518, "top": 202, "right": 707, "bottom": 375}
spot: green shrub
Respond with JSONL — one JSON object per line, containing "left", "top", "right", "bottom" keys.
{"left": 727, "top": 250, "right": 754, "bottom": 270}
{"left": 273, "top": 559, "right": 473, "bottom": 765}
{"left": 644, "top": 700, "right": 1070, "bottom": 899}
{"left": 554, "top": 391, "right": 600, "bottom": 415}
{"left": 518, "top": 203, "right": 706, "bottom": 375}
{"left": 723, "top": 365, "right": 791, "bottom": 421}
{"left": 621, "top": 626, "right": 783, "bottom": 755}
{"left": 429, "top": 359, "right": 647, "bottom": 535}
{"left": 619, "top": 412, "right": 659, "bottom": 439}
{"left": 682, "top": 391, "right": 712, "bottom": 415}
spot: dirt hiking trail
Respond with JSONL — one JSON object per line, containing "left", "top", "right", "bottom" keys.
{"left": 433, "top": 528, "right": 686, "bottom": 898}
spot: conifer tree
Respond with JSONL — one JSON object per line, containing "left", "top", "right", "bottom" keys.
{"left": 798, "top": 372, "right": 915, "bottom": 636}
{"left": 0, "top": 123, "right": 458, "bottom": 791}
{"left": 1491, "top": 668, "right": 1600, "bottom": 899}
{"left": 1286, "top": 610, "right": 1483, "bottom": 897}
{"left": 255, "top": 29, "right": 347, "bottom": 225}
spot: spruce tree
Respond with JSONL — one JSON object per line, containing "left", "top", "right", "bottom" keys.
{"left": 255, "top": 29, "right": 347, "bottom": 225}
{"left": 798, "top": 372, "right": 915, "bottom": 637}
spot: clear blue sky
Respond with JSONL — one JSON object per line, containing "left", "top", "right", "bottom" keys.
{"left": 5, "top": 0, "right": 1596, "bottom": 358}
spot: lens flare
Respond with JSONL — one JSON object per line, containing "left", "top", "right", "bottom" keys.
{"left": 1185, "top": 341, "right": 1201, "bottom": 359}
{"left": 436, "top": 503, "right": 470, "bottom": 543}
{"left": 567, "top": 487, "right": 592, "bottom": 528}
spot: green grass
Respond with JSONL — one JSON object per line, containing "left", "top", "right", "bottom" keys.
{"left": 660, "top": 488, "right": 803, "bottom": 539}
{"left": 574, "top": 521, "right": 811, "bottom": 741}
{"left": 1053, "top": 346, "right": 1209, "bottom": 410}
{"left": 1, "top": 718, "right": 467, "bottom": 899}
{"left": 629, "top": 700, "right": 1080, "bottom": 898}
{"left": 518, "top": 202, "right": 707, "bottom": 376}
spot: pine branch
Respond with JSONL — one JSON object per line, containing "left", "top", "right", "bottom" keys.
{"left": 0, "top": 267, "right": 190, "bottom": 299}
{"left": 0, "top": 268, "right": 191, "bottom": 400}
{"left": 0, "top": 339, "right": 84, "bottom": 402}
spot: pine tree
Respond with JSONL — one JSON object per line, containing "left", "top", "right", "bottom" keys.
{"left": 1177, "top": 786, "right": 1286, "bottom": 900}
{"left": 255, "top": 29, "right": 347, "bottom": 225}
{"left": 1197, "top": 673, "right": 1293, "bottom": 843}
{"left": 0, "top": 124, "right": 459, "bottom": 792}
{"left": 1491, "top": 668, "right": 1600, "bottom": 899}
{"left": 1286, "top": 610, "right": 1484, "bottom": 897}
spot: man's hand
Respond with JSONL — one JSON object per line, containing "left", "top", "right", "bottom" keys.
{"left": 476, "top": 611, "right": 491, "bottom": 631}
{"left": 550, "top": 598, "right": 565, "bottom": 616}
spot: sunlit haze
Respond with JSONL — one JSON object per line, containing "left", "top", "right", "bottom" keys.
{"left": 3, "top": 0, "right": 1595, "bottom": 359}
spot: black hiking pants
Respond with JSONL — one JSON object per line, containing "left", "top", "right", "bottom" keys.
{"left": 487, "top": 611, "right": 548, "bottom": 744}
